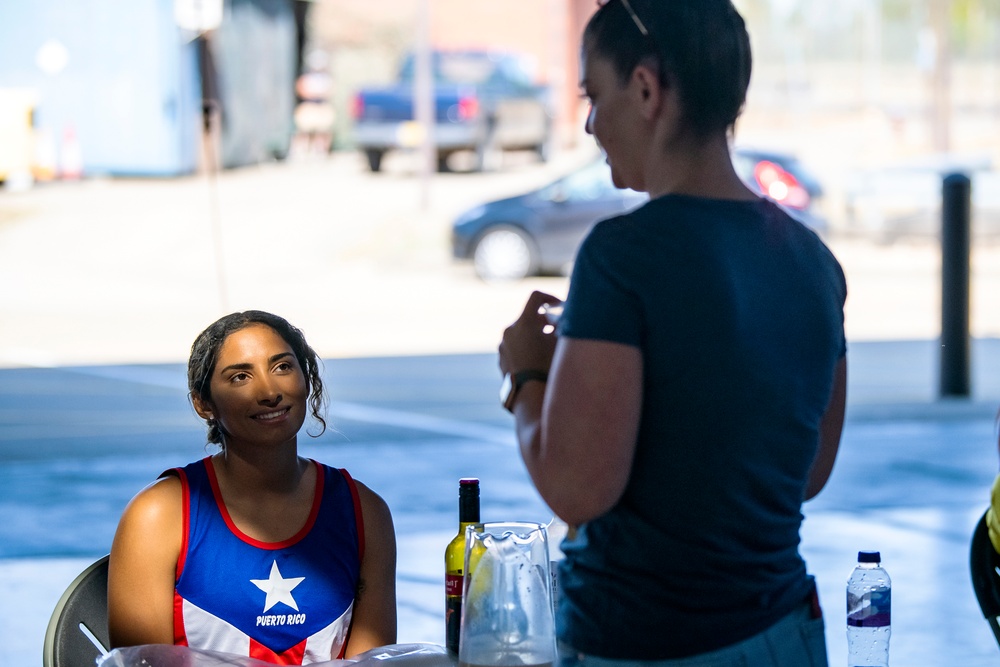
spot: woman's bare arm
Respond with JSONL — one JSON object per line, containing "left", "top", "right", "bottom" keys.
{"left": 514, "top": 337, "right": 643, "bottom": 526}
{"left": 343, "top": 482, "right": 397, "bottom": 657}
{"left": 107, "top": 476, "right": 183, "bottom": 647}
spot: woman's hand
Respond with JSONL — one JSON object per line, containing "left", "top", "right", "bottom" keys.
{"left": 499, "top": 291, "right": 562, "bottom": 376}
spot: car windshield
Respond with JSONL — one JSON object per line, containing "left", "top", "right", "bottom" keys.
{"left": 542, "top": 160, "right": 626, "bottom": 202}
{"left": 398, "top": 52, "right": 534, "bottom": 86}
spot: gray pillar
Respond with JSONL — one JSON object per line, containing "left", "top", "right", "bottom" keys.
{"left": 939, "top": 173, "right": 971, "bottom": 397}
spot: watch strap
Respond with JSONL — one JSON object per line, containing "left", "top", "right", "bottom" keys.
{"left": 503, "top": 369, "right": 548, "bottom": 412}
{"left": 513, "top": 369, "right": 548, "bottom": 387}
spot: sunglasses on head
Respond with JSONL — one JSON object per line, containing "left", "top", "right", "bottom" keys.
{"left": 597, "top": 0, "right": 650, "bottom": 36}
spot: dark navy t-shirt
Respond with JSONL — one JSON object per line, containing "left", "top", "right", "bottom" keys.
{"left": 556, "top": 194, "right": 847, "bottom": 659}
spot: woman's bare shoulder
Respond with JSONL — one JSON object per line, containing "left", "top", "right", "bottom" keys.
{"left": 352, "top": 479, "right": 393, "bottom": 524}
{"left": 119, "top": 474, "right": 184, "bottom": 528}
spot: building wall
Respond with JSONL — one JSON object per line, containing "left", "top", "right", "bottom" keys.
{"left": 0, "top": 0, "right": 203, "bottom": 176}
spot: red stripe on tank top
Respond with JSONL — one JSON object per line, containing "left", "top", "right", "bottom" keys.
{"left": 172, "top": 589, "right": 188, "bottom": 646}
{"left": 338, "top": 467, "right": 365, "bottom": 562}
{"left": 249, "top": 636, "right": 307, "bottom": 665}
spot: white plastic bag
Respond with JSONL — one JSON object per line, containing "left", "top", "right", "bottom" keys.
{"left": 351, "top": 644, "right": 452, "bottom": 667}
{"left": 97, "top": 643, "right": 451, "bottom": 667}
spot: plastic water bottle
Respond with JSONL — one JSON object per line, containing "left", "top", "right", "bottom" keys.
{"left": 847, "top": 551, "right": 891, "bottom": 667}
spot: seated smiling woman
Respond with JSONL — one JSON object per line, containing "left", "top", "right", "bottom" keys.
{"left": 108, "top": 311, "right": 397, "bottom": 665}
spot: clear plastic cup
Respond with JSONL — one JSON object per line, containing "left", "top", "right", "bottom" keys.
{"left": 460, "top": 522, "right": 557, "bottom": 667}
{"left": 539, "top": 302, "right": 563, "bottom": 325}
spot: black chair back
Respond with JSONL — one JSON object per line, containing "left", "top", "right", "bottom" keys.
{"left": 42, "top": 555, "right": 110, "bottom": 667}
{"left": 970, "top": 510, "right": 1000, "bottom": 648}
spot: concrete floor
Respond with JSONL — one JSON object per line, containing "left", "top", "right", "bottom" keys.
{"left": 2, "top": 342, "right": 1000, "bottom": 666}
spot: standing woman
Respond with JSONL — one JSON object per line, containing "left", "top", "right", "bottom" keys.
{"left": 108, "top": 311, "right": 396, "bottom": 665}
{"left": 499, "top": 1, "right": 847, "bottom": 665}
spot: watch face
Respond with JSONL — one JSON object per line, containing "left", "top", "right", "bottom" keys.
{"left": 500, "top": 373, "right": 514, "bottom": 411}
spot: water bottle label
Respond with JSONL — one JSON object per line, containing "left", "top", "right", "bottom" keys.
{"left": 847, "top": 587, "right": 890, "bottom": 627}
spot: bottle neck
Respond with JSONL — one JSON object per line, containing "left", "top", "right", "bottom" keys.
{"left": 458, "top": 489, "right": 479, "bottom": 524}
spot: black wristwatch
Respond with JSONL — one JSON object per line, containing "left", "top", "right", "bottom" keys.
{"left": 500, "top": 369, "right": 548, "bottom": 413}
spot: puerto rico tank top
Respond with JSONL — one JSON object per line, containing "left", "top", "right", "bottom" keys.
{"left": 169, "top": 457, "right": 363, "bottom": 665}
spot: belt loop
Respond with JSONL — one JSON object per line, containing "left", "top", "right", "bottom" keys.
{"left": 808, "top": 585, "right": 823, "bottom": 620}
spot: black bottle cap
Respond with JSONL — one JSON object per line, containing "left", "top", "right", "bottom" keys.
{"left": 459, "top": 478, "right": 480, "bottom": 523}
{"left": 858, "top": 551, "right": 881, "bottom": 563}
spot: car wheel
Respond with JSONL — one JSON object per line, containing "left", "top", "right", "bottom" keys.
{"left": 534, "top": 123, "right": 554, "bottom": 163}
{"left": 473, "top": 226, "right": 538, "bottom": 281}
{"left": 534, "top": 139, "right": 552, "bottom": 163}
{"left": 365, "top": 149, "right": 384, "bottom": 173}
{"left": 437, "top": 151, "right": 453, "bottom": 173}
{"left": 474, "top": 118, "right": 500, "bottom": 172}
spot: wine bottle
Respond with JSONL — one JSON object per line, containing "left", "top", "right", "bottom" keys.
{"left": 445, "top": 478, "right": 480, "bottom": 655}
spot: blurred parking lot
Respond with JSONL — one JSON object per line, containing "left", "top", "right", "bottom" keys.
{"left": 843, "top": 157, "right": 1000, "bottom": 243}
{"left": 2, "top": 147, "right": 1000, "bottom": 369}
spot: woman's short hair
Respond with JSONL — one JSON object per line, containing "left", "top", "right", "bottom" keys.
{"left": 187, "top": 310, "right": 327, "bottom": 445}
{"left": 584, "top": 0, "right": 752, "bottom": 137}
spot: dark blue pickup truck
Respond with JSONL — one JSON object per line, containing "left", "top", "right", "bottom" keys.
{"left": 351, "top": 51, "right": 553, "bottom": 172}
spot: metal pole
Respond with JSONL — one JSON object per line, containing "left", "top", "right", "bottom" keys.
{"left": 414, "top": 0, "right": 434, "bottom": 210}
{"left": 862, "top": 0, "right": 882, "bottom": 111}
{"left": 939, "top": 172, "right": 971, "bottom": 397}
{"left": 198, "top": 32, "right": 229, "bottom": 314}
{"left": 929, "top": 0, "right": 951, "bottom": 153}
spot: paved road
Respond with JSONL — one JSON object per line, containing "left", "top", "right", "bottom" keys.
{"left": 0, "top": 150, "right": 591, "bottom": 367}
{"left": 3, "top": 342, "right": 1000, "bottom": 666}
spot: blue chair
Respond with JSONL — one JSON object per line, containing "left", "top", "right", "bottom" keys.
{"left": 970, "top": 510, "right": 1000, "bottom": 648}
{"left": 42, "top": 555, "right": 110, "bottom": 667}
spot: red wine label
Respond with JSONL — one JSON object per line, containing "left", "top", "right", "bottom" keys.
{"left": 446, "top": 573, "right": 463, "bottom": 597}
